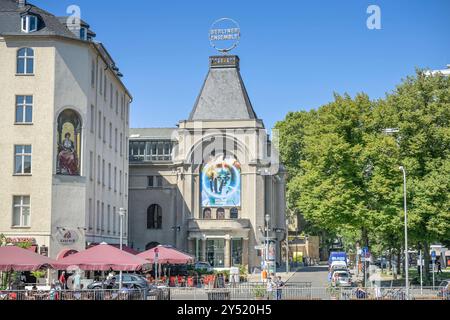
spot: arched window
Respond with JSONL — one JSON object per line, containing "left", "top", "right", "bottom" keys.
{"left": 203, "top": 208, "right": 211, "bottom": 219}
{"left": 17, "top": 48, "right": 34, "bottom": 74}
{"left": 56, "top": 109, "right": 82, "bottom": 175}
{"left": 145, "top": 242, "right": 159, "bottom": 250}
{"left": 147, "top": 204, "right": 162, "bottom": 229}
{"left": 216, "top": 208, "right": 225, "bottom": 219}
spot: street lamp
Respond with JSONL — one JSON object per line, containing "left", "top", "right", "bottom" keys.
{"left": 285, "top": 219, "right": 289, "bottom": 273}
{"left": 119, "top": 207, "right": 126, "bottom": 289}
{"left": 265, "top": 214, "right": 270, "bottom": 273}
{"left": 399, "top": 166, "right": 409, "bottom": 299}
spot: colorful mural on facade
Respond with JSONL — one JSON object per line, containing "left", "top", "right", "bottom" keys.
{"left": 201, "top": 155, "right": 241, "bottom": 207}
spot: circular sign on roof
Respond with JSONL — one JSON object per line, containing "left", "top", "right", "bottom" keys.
{"left": 209, "top": 18, "right": 240, "bottom": 54}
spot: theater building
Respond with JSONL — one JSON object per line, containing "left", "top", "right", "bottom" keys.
{"left": 128, "top": 55, "right": 286, "bottom": 271}
{"left": 0, "top": 0, "right": 131, "bottom": 258}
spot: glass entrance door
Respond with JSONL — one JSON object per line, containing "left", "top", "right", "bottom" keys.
{"left": 206, "top": 239, "right": 225, "bottom": 267}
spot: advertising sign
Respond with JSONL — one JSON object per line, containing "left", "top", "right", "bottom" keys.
{"left": 56, "top": 229, "right": 79, "bottom": 246}
{"left": 201, "top": 155, "right": 241, "bottom": 207}
{"left": 268, "top": 240, "right": 276, "bottom": 261}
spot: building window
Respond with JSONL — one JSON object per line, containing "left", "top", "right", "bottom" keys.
{"left": 115, "top": 91, "right": 118, "bottom": 114}
{"left": 103, "top": 117, "right": 106, "bottom": 143}
{"left": 89, "top": 151, "right": 93, "bottom": 181}
{"left": 147, "top": 176, "right": 163, "bottom": 188}
{"left": 102, "top": 159, "right": 105, "bottom": 186}
{"left": 56, "top": 109, "right": 81, "bottom": 176}
{"left": 230, "top": 207, "right": 239, "bottom": 219}
{"left": 109, "top": 123, "right": 112, "bottom": 148}
{"left": 21, "top": 15, "right": 38, "bottom": 33}
{"left": 115, "top": 128, "right": 118, "bottom": 152}
{"left": 14, "top": 145, "right": 32, "bottom": 175}
{"left": 90, "top": 105, "right": 95, "bottom": 133}
{"left": 96, "top": 200, "right": 100, "bottom": 231}
{"left": 129, "top": 140, "right": 173, "bottom": 162}
{"left": 103, "top": 75, "right": 107, "bottom": 100}
{"left": 99, "top": 67, "right": 103, "bottom": 94}
{"left": 101, "top": 202, "right": 104, "bottom": 232}
{"left": 80, "top": 27, "right": 87, "bottom": 40}
{"left": 231, "top": 239, "right": 243, "bottom": 266}
{"left": 110, "top": 84, "right": 113, "bottom": 108}
{"left": 15, "top": 95, "right": 33, "bottom": 123}
{"left": 203, "top": 208, "right": 212, "bottom": 219}
{"left": 147, "top": 204, "right": 162, "bottom": 229}
{"left": 206, "top": 239, "right": 225, "bottom": 268}
{"left": 88, "top": 198, "right": 93, "bottom": 230}
{"left": 17, "top": 48, "right": 34, "bottom": 74}
{"left": 12, "top": 195, "right": 30, "bottom": 227}
{"left": 119, "top": 170, "right": 122, "bottom": 194}
{"left": 216, "top": 208, "right": 225, "bottom": 220}
{"left": 91, "top": 60, "right": 95, "bottom": 87}
{"left": 113, "top": 207, "right": 116, "bottom": 234}
{"left": 97, "top": 156, "right": 101, "bottom": 183}
{"left": 98, "top": 111, "right": 102, "bottom": 139}
{"left": 120, "top": 133, "right": 123, "bottom": 156}
{"left": 107, "top": 205, "right": 111, "bottom": 233}
{"left": 108, "top": 163, "right": 111, "bottom": 189}
{"left": 114, "top": 167, "right": 117, "bottom": 192}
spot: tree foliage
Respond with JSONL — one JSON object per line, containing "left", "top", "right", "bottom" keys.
{"left": 276, "top": 70, "right": 450, "bottom": 270}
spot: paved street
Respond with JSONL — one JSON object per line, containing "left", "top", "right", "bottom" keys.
{"left": 286, "top": 265, "right": 329, "bottom": 287}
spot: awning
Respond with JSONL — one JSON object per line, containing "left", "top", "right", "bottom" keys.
{"left": 54, "top": 243, "right": 151, "bottom": 271}
{"left": 137, "top": 245, "right": 195, "bottom": 264}
{"left": 0, "top": 245, "right": 58, "bottom": 271}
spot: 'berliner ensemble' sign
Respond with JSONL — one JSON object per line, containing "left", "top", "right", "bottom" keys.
{"left": 209, "top": 18, "right": 240, "bottom": 54}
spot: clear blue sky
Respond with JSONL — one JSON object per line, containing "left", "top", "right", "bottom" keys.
{"left": 33, "top": 0, "right": 450, "bottom": 130}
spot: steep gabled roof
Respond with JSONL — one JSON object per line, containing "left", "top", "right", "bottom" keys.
{"left": 0, "top": 0, "right": 78, "bottom": 38}
{"left": 189, "top": 55, "right": 258, "bottom": 121}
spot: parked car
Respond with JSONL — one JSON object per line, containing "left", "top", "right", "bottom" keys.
{"left": 331, "top": 270, "right": 352, "bottom": 287}
{"left": 194, "top": 261, "right": 213, "bottom": 272}
{"left": 437, "top": 280, "right": 450, "bottom": 299}
{"left": 87, "top": 273, "right": 149, "bottom": 290}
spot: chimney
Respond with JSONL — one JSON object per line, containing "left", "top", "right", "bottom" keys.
{"left": 18, "top": 0, "right": 26, "bottom": 8}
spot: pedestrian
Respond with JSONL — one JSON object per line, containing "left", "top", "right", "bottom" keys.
{"left": 59, "top": 271, "right": 66, "bottom": 290}
{"left": 266, "top": 277, "right": 273, "bottom": 300}
{"left": 437, "top": 261, "right": 442, "bottom": 274}
{"left": 275, "top": 276, "right": 284, "bottom": 300}
{"left": 261, "top": 269, "right": 267, "bottom": 283}
{"left": 73, "top": 271, "right": 81, "bottom": 290}
{"left": 49, "top": 284, "right": 57, "bottom": 300}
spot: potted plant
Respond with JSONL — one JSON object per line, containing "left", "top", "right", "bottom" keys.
{"left": 253, "top": 284, "right": 266, "bottom": 300}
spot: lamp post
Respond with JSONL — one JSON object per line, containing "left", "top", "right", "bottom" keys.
{"left": 119, "top": 207, "right": 126, "bottom": 289}
{"left": 399, "top": 166, "right": 409, "bottom": 299}
{"left": 286, "top": 219, "right": 289, "bottom": 273}
{"left": 265, "top": 214, "right": 270, "bottom": 274}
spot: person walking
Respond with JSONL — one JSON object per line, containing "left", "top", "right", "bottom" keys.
{"left": 437, "top": 261, "right": 442, "bottom": 274}
{"left": 58, "top": 271, "right": 66, "bottom": 290}
{"left": 266, "top": 277, "right": 273, "bottom": 300}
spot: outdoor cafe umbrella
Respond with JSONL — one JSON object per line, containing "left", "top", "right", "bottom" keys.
{"left": 137, "top": 245, "right": 194, "bottom": 264}
{"left": 0, "top": 245, "right": 59, "bottom": 271}
{"left": 54, "top": 243, "right": 151, "bottom": 271}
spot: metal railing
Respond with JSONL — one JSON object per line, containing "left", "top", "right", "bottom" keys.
{"left": 0, "top": 288, "right": 147, "bottom": 301}
{"left": 168, "top": 286, "right": 449, "bottom": 300}
{"left": 0, "top": 286, "right": 447, "bottom": 301}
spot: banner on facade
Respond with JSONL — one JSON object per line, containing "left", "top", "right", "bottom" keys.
{"left": 201, "top": 155, "right": 241, "bottom": 207}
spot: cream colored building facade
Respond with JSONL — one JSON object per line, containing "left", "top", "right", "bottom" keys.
{"left": 129, "top": 56, "right": 286, "bottom": 271}
{"left": 0, "top": 0, "right": 130, "bottom": 258}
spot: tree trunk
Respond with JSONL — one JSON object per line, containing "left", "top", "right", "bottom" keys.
{"left": 397, "top": 247, "right": 402, "bottom": 276}
{"left": 388, "top": 248, "right": 392, "bottom": 273}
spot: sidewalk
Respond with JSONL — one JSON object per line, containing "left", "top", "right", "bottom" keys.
{"left": 247, "top": 269, "right": 297, "bottom": 283}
